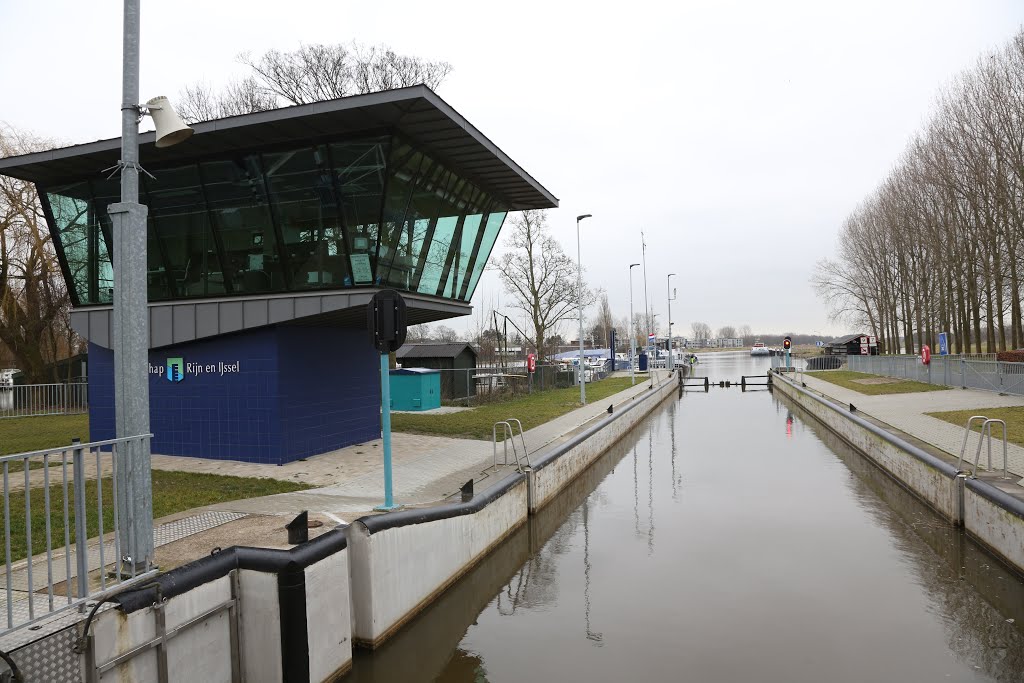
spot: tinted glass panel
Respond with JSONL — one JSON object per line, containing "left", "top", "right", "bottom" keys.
{"left": 201, "top": 157, "right": 285, "bottom": 295}
{"left": 47, "top": 182, "right": 112, "bottom": 305}
{"left": 142, "top": 166, "right": 223, "bottom": 298}
{"left": 462, "top": 211, "right": 506, "bottom": 301}
{"left": 44, "top": 132, "right": 510, "bottom": 306}
{"left": 265, "top": 147, "right": 347, "bottom": 290}
{"left": 331, "top": 138, "right": 388, "bottom": 285}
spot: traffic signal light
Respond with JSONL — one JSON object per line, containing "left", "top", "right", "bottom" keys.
{"left": 783, "top": 336, "right": 792, "bottom": 350}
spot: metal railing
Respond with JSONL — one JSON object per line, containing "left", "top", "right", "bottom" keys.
{"left": 848, "top": 354, "right": 1024, "bottom": 396}
{"left": 0, "top": 382, "right": 89, "bottom": 419}
{"left": 955, "top": 415, "right": 1009, "bottom": 479}
{"left": 493, "top": 419, "right": 530, "bottom": 472}
{"left": 0, "top": 434, "right": 154, "bottom": 635}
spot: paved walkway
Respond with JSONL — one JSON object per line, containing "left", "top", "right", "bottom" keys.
{"left": 799, "top": 372, "right": 1024, "bottom": 482}
{"left": 202, "top": 373, "right": 664, "bottom": 518}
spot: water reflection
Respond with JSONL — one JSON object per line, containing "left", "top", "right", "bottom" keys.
{"left": 347, "top": 353, "right": 1024, "bottom": 682}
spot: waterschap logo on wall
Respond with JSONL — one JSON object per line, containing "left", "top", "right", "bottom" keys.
{"left": 167, "top": 357, "right": 185, "bottom": 383}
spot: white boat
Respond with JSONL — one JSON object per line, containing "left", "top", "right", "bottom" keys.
{"left": 750, "top": 341, "right": 770, "bottom": 357}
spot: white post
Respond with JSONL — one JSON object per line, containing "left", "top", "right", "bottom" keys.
{"left": 576, "top": 214, "right": 592, "bottom": 404}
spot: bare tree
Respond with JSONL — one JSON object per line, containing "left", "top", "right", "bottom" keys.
{"left": 431, "top": 325, "right": 460, "bottom": 343}
{"left": 717, "top": 325, "right": 737, "bottom": 339}
{"left": 0, "top": 125, "right": 75, "bottom": 382}
{"left": 690, "top": 322, "right": 712, "bottom": 342}
{"left": 179, "top": 42, "right": 453, "bottom": 123}
{"left": 495, "top": 210, "right": 595, "bottom": 360}
{"left": 739, "top": 324, "right": 753, "bottom": 344}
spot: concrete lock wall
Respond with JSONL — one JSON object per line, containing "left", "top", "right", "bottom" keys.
{"left": 772, "top": 372, "right": 1024, "bottom": 575}
{"left": 348, "top": 474, "right": 529, "bottom": 648}
{"left": 771, "top": 375, "right": 958, "bottom": 519}
{"left": 85, "top": 537, "right": 352, "bottom": 683}
{"left": 89, "top": 576, "right": 236, "bottom": 683}
{"left": 529, "top": 375, "right": 679, "bottom": 513}
{"left": 72, "top": 375, "right": 681, "bottom": 680}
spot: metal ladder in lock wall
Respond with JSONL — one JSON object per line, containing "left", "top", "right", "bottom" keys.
{"left": 956, "top": 415, "right": 1010, "bottom": 479}
{"left": 493, "top": 419, "right": 530, "bottom": 472}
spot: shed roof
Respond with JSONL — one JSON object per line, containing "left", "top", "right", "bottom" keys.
{"left": 397, "top": 343, "right": 477, "bottom": 359}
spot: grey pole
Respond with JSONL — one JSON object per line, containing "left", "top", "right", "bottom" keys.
{"left": 641, "top": 231, "right": 650, "bottom": 371}
{"left": 667, "top": 273, "right": 676, "bottom": 371}
{"left": 111, "top": 0, "right": 154, "bottom": 572}
{"left": 630, "top": 264, "right": 639, "bottom": 385}
{"left": 576, "top": 214, "right": 592, "bottom": 404}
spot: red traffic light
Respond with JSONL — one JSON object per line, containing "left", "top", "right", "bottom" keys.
{"left": 783, "top": 337, "right": 792, "bottom": 350}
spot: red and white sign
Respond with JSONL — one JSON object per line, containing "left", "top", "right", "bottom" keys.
{"left": 869, "top": 336, "right": 877, "bottom": 345}
{"left": 527, "top": 353, "right": 536, "bottom": 373}
{"left": 860, "top": 343, "right": 869, "bottom": 355}
{"left": 921, "top": 344, "right": 931, "bottom": 365}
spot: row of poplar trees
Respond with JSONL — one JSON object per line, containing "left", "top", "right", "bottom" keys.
{"left": 815, "top": 30, "right": 1024, "bottom": 355}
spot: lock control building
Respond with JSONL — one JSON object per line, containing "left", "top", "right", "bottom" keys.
{"left": 0, "top": 86, "right": 557, "bottom": 464}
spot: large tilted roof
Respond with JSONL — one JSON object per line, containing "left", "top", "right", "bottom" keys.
{"left": 0, "top": 85, "right": 557, "bottom": 211}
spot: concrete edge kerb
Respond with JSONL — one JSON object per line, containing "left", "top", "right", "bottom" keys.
{"left": 355, "top": 471, "right": 527, "bottom": 535}
{"left": 532, "top": 373, "right": 678, "bottom": 473}
{"left": 772, "top": 370, "right": 1024, "bottom": 521}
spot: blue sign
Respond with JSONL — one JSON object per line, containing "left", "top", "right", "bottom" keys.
{"left": 938, "top": 332, "right": 949, "bottom": 355}
{"left": 815, "top": 341, "right": 825, "bottom": 347}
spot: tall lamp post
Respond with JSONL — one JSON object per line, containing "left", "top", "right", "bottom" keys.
{"left": 113, "top": 0, "right": 192, "bottom": 572}
{"left": 576, "top": 214, "right": 592, "bottom": 404}
{"left": 667, "top": 273, "right": 676, "bottom": 371}
{"left": 629, "top": 263, "right": 640, "bottom": 384}
{"left": 641, "top": 230, "right": 650, "bottom": 372}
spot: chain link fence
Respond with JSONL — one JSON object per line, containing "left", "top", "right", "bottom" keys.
{"left": 847, "top": 354, "right": 1024, "bottom": 395}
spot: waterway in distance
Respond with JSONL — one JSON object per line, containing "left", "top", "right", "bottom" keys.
{"left": 347, "top": 352, "right": 1024, "bottom": 682}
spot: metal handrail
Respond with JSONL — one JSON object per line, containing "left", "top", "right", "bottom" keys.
{"left": 971, "top": 419, "right": 1009, "bottom": 480}
{"left": 492, "top": 420, "right": 529, "bottom": 472}
{"left": 956, "top": 415, "right": 989, "bottom": 473}
{"left": 0, "top": 434, "right": 154, "bottom": 636}
{"left": 505, "top": 419, "right": 530, "bottom": 469}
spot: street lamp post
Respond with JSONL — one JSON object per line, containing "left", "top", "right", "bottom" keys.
{"left": 641, "top": 231, "right": 650, "bottom": 366}
{"left": 576, "top": 214, "right": 592, "bottom": 404}
{"left": 667, "top": 273, "right": 676, "bottom": 371}
{"left": 629, "top": 264, "right": 640, "bottom": 385}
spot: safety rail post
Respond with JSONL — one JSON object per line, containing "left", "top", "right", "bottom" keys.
{"left": 506, "top": 418, "right": 530, "bottom": 469}
{"left": 72, "top": 438, "right": 89, "bottom": 601}
{"left": 956, "top": 415, "right": 989, "bottom": 474}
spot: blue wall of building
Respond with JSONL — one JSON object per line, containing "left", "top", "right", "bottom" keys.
{"left": 89, "top": 326, "right": 381, "bottom": 464}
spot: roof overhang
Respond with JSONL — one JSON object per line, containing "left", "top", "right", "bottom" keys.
{"left": 73, "top": 289, "right": 471, "bottom": 350}
{"left": 0, "top": 85, "right": 557, "bottom": 211}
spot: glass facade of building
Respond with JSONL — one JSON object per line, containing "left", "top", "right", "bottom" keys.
{"left": 42, "top": 134, "right": 508, "bottom": 306}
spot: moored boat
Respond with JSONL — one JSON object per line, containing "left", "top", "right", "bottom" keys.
{"left": 750, "top": 341, "right": 770, "bottom": 356}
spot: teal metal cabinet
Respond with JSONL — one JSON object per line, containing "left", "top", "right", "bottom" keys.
{"left": 389, "top": 368, "right": 441, "bottom": 411}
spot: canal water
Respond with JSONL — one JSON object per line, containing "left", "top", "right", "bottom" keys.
{"left": 349, "top": 352, "right": 1024, "bottom": 682}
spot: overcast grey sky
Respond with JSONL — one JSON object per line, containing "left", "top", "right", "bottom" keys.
{"left": 3, "top": 0, "right": 1023, "bottom": 339}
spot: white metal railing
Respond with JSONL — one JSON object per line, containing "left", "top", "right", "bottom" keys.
{"left": 0, "top": 382, "right": 88, "bottom": 419}
{"left": 0, "top": 434, "right": 154, "bottom": 636}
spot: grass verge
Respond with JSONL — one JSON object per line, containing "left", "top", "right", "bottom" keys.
{"left": 927, "top": 407, "right": 1024, "bottom": 449}
{"left": 805, "top": 370, "right": 947, "bottom": 395}
{"left": 5, "top": 470, "right": 311, "bottom": 564}
{"left": 392, "top": 377, "right": 637, "bottom": 440}
{"left": 0, "top": 414, "right": 90, "bottom": 456}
